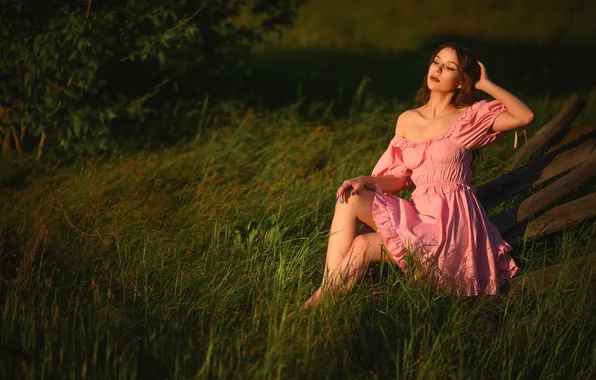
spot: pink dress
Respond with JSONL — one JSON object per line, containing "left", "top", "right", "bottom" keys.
{"left": 370, "top": 99, "right": 519, "bottom": 296}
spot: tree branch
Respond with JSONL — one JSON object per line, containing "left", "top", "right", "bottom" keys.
{"left": 85, "top": 0, "right": 92, "bottom": 19}
{"left": 120, "top": 8, "right": 202, "bottom": 63}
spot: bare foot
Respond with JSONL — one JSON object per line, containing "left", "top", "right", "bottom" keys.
{"left": 303, "top": 287, "right": 323, "bottom": 309}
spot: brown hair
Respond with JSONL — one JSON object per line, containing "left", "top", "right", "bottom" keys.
{"left": 415, "top": 42, "right": 480, "bottom": 108}
{"left": 415, "top": 42, "right": 484, "bottom": 170}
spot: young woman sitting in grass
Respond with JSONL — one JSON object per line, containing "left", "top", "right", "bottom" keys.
{"left": 304, "top": 42, "right": 534, "bottom": 308}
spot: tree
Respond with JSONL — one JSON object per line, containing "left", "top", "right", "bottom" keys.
{"left": 0, "top": 0, "right": 297, "bottom": 159}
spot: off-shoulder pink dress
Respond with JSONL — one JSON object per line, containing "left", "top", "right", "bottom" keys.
{"left": 370, "top": 99, "right": 519, "bottom": 296}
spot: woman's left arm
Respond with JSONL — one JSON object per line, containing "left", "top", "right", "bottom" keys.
{"left": 475, "top": 61, "right": 534, "bottom": 132}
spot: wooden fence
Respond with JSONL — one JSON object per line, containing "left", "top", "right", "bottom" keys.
{"left": 477, "top": 93, "right": 596, "bottom": 293}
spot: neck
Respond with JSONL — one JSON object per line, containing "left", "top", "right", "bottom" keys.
{"left": 424, "top": 91, "right": 456, "bottom": 119}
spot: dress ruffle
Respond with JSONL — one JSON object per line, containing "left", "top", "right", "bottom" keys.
{"left": 423, "top": 242, "right": 519, "bottom": 296}
{"left": 371, "top": 184, "right": 410, "bottom": 272}
{"left": 390, "top": 102, "right": 479, "bottom": 148}
{"left": 496, "top": 240, "right": 519, "bottom": 281}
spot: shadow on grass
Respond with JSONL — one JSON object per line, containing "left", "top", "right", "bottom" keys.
{"left": 227, "top": 35, "right": 596, "bottom": 114}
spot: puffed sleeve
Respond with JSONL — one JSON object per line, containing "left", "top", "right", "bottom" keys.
{"left": 452, "top": 99, "right": 507, "bottom": 149}
{"left": 371, "top": 142, "right": 414, "bottom": 188}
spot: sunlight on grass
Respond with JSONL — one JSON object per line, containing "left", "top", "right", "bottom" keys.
{"left": 1, "top": 91, "right": 595, "bottom": 378}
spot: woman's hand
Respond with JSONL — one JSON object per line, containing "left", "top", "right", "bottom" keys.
{"left": 473, "top": 60, "right": 535, "bottom": 130}
{"left": 474, "top": 60, "right": 492, "bottom": 91}
{"left": 336, "top": 176, "right": 370, "bottom": 203}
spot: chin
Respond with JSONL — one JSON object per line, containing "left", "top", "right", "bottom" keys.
{"left": 428, "top": 85, "right": 446, "bottom": 93}
{"left": 427, "top": 79, "right": 442, "bottom": 88}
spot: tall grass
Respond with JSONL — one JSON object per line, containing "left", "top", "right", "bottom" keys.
{"left": 1, "top": 91, "right": 595, "bottom": 378}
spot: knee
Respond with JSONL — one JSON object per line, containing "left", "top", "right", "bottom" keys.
{"left": 335, "top": 193, "right": 355, "bottom": 209}
{"left": 351, "top": 234, "right": 370, "bottom": 251}
{"left": 335, "top": 191, "right": 373, "bottom": 223}
{"left": 343, "top": 235, "right": 370, "bottom": 267}
{"left": 335, "top": 191, "right": 367, "bottom": 208}
{"left": 348, "top": 191, "right": 374, "bottom": 217}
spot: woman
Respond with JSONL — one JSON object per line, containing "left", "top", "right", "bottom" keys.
{"left": 304, "top": 42, "right": 534, "bottom": 308}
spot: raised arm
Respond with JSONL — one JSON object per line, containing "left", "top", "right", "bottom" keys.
{"left": 475, "top": 61, "right": 534, "bottom": 132}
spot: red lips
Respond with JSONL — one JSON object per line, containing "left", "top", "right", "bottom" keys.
{"left": 430, "top": 75, "right": 440, "bottom": 83}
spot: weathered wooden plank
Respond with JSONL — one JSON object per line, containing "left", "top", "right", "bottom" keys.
{"left": 524, "top": 192, "right": 596, "bottom": 240}
{"left": 499, "top": 192, "right": 596, "bottom": 243}
{"left": 508, "top": 253, "right": 596, "bottom": 295}
{"left": 547, "top": 125, "right": 595, "bottom": 153}
{"left": 476, "top": 129, "right": 596, "bottom": 210}
{"left": 510, "top": 93, "right": 585, "bottom": 166}
{"left": 491, "top": 152, "right": 596, "bottom": 233}
{"left": 516, "top": 151, "right": 596, "bottom": 222}
{"left": 534, "top": 139, "right": 595, "bottom": 186}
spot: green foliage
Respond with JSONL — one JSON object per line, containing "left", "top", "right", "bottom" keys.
{"left": 0, "top": 0, "right": 297, "bottom": 158}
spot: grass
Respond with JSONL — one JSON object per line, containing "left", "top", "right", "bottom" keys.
{"left": 265, "top": 0, "right": 596, "bottom": 51}
{"left": 1, "top": 89, "right": 596, "bottom": 379}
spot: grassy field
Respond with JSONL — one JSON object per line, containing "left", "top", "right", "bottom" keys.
{"left": 1, "top": 88, "right": 596, "bottom": 378}
{"left": 267, "top": 0, "right": 596, "bottom": 51}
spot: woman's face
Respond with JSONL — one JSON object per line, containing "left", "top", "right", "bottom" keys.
{"left": 427, "top": 47, "right": 462, "bottom": 92}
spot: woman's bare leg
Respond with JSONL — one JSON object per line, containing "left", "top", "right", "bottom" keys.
{"left": 304, "top": 232, "right": 387, "bottom": 308}
{"left": 304, "top": 189, "right": 385, "bottom": 308}
{"left": 335, "top": 232, "right": 385, "bottom": 290}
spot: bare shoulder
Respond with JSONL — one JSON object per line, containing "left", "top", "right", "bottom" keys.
{"left": 394, "top": 109, "right": 419, "bottom": 135}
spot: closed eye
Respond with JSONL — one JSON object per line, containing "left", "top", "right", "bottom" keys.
{"left": 433, "top": 60, "right": 456, "bottom": 71}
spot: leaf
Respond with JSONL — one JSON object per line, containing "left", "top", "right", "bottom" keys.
{"left": 68, "top": 50, "right": 78, "bottom": 62}
{"left": 77, "top": 39, "right": 91, "bottom": 50}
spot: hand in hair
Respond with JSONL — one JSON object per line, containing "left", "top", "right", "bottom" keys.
{"left": 474, "top": 60, "right": 491, "bottom": 91}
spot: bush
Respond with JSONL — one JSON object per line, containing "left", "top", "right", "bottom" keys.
{"left": 0, "top": 0, "right": 297, "bottom": 159}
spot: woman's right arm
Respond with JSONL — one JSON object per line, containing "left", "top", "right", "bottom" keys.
{"left": 366, "top": 174, "right": 411, "bottom": 193}
{"left": 337, "top": 174, "right": 411, "bottom": 201}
